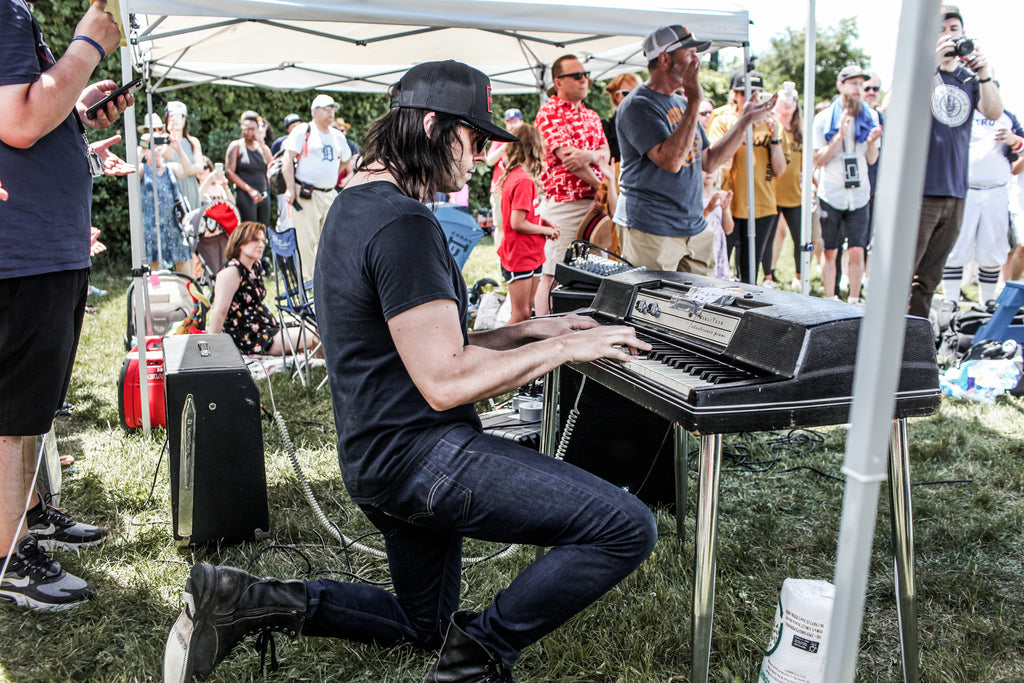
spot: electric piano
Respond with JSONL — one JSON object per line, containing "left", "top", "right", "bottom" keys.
{"left": 572, "top": 270, "right": 940, "bottom": 433}
{"left": 539, "top": 271, "right": 939, "bottom": 683}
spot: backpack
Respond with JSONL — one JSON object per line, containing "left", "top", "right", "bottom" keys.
{"left": 266, "top": 124, "right": 311, "bottom": 195}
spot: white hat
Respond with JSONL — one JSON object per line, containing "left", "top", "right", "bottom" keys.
{"left": 165, "top": 101, "right": 188, "bottom": 117}
{"left": 311, "top": 94, "right": 338, "bottom": 112}
{"left": 137, "top": 113, "right": 164, "bottom": 134}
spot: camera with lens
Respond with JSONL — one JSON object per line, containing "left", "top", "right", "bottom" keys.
{"left": 151, "top": 133, "right": 171, "bottom": 146}
{"left": 946, "top": 36, "right": 975, "bottom": 58}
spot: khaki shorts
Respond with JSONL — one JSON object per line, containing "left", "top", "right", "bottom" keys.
{"left": 620, "top": 225, "right": 716, "bottom": 275}
{"left": 539, "top": 197, "right": 594, "bottom": 277}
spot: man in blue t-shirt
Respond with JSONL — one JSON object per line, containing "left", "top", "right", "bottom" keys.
{"left": 909, "top": 4, "right": 1003, "bottom": 317}
{"left": 165, "top": 60, "right": 656, "bottom": 683}
{"left": 615, "top": 24, "right": 775, "bottom": 275}
{"left": 0, "top": 0, "right": 131, "bottom": 611}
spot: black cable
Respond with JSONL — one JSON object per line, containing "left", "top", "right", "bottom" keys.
{"left": 632, "top": 425, "right": 673, "bottom": 496}
{"left": 245, "top": 544, "right": 315, "bottom": 575}
{"left": 911, "top": 478, "right": 972, "bottom": 487}
{"left": 782, "top": 465, "right": 845, "bottom": 482}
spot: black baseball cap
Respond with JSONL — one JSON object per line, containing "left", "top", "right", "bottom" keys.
{"left": 391, "top": 60, "right": 518, "bottom": 143}
{"left": 940, "top": 5, "right": 963, "bottom": 25}
{"left": 283, "top": 113, "right": 302, "bottom": 128}
{"left": 729, "top": 70, "right": 764, "bottom": 91}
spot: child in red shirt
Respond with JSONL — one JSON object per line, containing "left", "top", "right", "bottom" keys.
{"left": 497, "top": 124, "right": 559, "bottom": 323}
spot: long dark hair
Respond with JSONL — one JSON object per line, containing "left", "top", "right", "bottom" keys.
{"left": 358, "top": 87, "right": 468, "bottom": 201}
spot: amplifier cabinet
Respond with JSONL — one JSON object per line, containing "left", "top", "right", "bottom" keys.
{"left": 558, "top": 367, "right": 677, "bottom": 509}
{"left": 163, "top": 334, "right": 269, "bottom": 546}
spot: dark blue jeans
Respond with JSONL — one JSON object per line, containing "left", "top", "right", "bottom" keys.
{"left": 302, "top": 424, "right": 657, "bottom": 668}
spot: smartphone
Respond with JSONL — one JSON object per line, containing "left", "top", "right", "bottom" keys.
{"left": 214, "top": 162, "right": 224, "bottom": 173}
{"left": 85, "top": 77, "right": 143, "bottom": 120}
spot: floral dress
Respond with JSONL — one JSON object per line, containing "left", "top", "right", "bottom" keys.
{"left": 221, "top": 259, "right": 280, "bottom": 354}
{"left": 141, "top": 164, "right": 192, "bottom": 265}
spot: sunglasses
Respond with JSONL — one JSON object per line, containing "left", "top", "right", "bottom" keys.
{"left": 615, "top": 90, "right": 633, "bottom": 97}
{"left": 557, "top": 71, "right": 590, "bottom": 81}
{"left": 458, "top": 120, "right": 489, "bottom": 155}
{"left": 863, "top": 86, "right": 880, "bottom": 92}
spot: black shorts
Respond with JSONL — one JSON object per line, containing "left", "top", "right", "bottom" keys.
{"left": 819, "top": 200, "right": 870, "bottom": 250}
{"left": 501, "top": 266, "right": 543, "bottom": 282}
{"left": 0, "top": 268, "right": 89, "bottom": 435}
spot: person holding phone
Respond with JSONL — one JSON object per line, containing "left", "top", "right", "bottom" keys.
{"left": 161, "top": 100, "right": 204, "bottom": 212}
{"left": 0, "top": 0, "right": 131, "bottom": 610}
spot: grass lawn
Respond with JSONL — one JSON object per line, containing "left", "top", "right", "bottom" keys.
{"left": 2, "top": 236, "right": 1023, "bottom": 682}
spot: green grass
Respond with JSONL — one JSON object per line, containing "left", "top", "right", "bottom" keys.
{"left": 1, "top": 239, "right": 1021, "bottom": 682}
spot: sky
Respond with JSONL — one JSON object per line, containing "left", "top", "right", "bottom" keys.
{"left": 742, "top": 0, "right": 1022, "bottom": 117}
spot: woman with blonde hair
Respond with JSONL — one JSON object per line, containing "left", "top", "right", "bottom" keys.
{"left": 602, "top": 72, "right": 641, "bottom": 164}
{"left": 497, "top": 124, "right": 560, "bottom": 323}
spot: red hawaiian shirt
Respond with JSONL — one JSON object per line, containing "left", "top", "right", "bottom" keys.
{"left": 535, "top": 96, "right": 607, "bottom": 203}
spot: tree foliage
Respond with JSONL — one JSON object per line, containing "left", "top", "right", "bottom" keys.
{"left": 756, "top": 17, "right": 872, "bottom": 105}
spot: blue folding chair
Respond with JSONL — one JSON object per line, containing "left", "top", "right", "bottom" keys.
{"left": 266, "top": 226, "right": 321, "bottom": 387}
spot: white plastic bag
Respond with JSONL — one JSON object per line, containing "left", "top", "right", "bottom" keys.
{"left": 759, "top": 578, "right": 835, "bottom": 683}
{"left": 474, "top": 291, "right": 506, "bottom": 330}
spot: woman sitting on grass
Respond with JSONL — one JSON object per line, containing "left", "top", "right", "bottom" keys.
{"left": 496, "top": 123, "right": 559, "bottom": 324}
{"left": 209, "top": 221, "right": 318, "bottom": 356}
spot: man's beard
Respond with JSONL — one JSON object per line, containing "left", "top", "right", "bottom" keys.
{"left": 841, "top": 93, "right": 861, "bottom": 116}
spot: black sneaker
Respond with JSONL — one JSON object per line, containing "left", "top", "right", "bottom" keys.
{"left": 0, "top": 536, "right": 94, "bottom": 610}
{"left": 27, "top": 501, "right": 107, "bottom": 551}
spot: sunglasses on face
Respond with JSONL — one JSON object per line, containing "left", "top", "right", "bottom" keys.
{"left": 616, "top": 90, "right": 633, "bottom": 97}
{"left": 458, "top": 121, "right": 488, "bottom": 155}
{"left": 557, "top": 71, "right": 590, "bottom": 81}
{"left": 863, "top": 86, "right": 880, "bottom": 92}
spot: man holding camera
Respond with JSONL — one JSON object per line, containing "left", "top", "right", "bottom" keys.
{"left": 282, "top": 94, "right": 353, "bottom": 283}
{"left": 908, "top": 4, "right": 1003, "bottom": 318}
{"left": 812, "top": 65, "right": 881, "bottom": 303}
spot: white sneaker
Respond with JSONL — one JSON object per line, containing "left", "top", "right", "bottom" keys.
{"left": 848, "top": 296, "right": 863, "bottom": 305}
{"left": 762, "top": 279, "right": 776, "bottom": 289}
{"left": 790, "top": 277, "right": 802, "bottom": 290}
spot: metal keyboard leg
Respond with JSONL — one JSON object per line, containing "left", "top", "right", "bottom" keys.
{"left": 691, "top": 433, "right": 722, "bottom": 683}
{"left": 889, "top": 418, "right": 919, "bottom": 683}
{"left": 673, "top": 423, "right": 688, "bottom": 538}
{"left": 540, "top": 369, "right": 560, "bottom": 458}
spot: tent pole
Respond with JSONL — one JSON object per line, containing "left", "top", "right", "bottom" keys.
{"left": 120, "top": 39, "right": 152, "bottom": 435}
{"left": 824, "top": 0, "right": 939, "bottom": 679}
{"left": 799, "top": 1, "right": 816, "bottom": 295}
{"left": 743, "top": 44, "right": 755, "bottom": 284}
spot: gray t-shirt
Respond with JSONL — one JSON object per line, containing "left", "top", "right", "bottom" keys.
{"left": 614, "top": 84, "right": 708, "bottom": 237}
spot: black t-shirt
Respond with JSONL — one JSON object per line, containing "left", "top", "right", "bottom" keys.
{"left": 314, "top": 181, "right": 481, "bottom": 503}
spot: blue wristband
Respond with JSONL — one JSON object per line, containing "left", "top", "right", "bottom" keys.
{"left": 73, "top": 35, "right": 106, "bottom": 60}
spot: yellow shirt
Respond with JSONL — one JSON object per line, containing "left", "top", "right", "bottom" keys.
{"left": 723, "top": 121, "right": 788, "bottom": 219}
{"left": 774, "top": 126, "right": 803, "bottom": 208}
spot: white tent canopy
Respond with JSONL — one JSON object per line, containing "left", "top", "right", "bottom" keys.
{"left": 125, "top": 0, "right": 750, "bottom": 94}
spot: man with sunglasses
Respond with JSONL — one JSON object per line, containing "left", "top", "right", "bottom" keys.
{"left": 533, "top": 54, "right": 611, "bottom": 315}
{"left": 165, "top": 59, "right": 656, "bottom": 683}
{"left": 614, "top": 25, "right": 776, "bottom": 276}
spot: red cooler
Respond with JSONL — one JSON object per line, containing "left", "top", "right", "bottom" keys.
{"left": 117, "top": 336, "right": 167, "bottom": 429}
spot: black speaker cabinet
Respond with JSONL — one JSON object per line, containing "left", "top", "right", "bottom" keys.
{"left": 558, "top": 367, "right": 677, "bottom": 509}
{"left": 163, "top": 334, "right": 269, "bottom": 546}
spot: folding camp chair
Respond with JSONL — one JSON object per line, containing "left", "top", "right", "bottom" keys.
{"left": 266, "top": 226, "right": 321, "bottom": 387}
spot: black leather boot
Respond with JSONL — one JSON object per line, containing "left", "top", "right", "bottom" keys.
{"left": 423, "top": 611, "right": 516, "bottom": 683}
{"left": 163, "top": 562, "right": 306, "bottom": 682}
